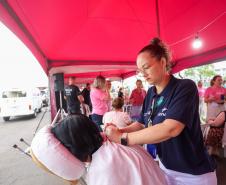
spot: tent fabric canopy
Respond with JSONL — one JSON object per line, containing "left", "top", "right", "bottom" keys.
{"left": 0, "top": 0, "right": 226, "bottom": 81}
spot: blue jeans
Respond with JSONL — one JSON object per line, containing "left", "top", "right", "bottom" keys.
{"left": 91, "top": 114, "right": 103, "bottom": 131}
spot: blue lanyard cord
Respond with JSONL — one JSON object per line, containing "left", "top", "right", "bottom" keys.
{"left": 146, "top": 84, "right": 177, "bottom": 127}
{"left": 147, "top": 97, "right": 157, "bottom": 127}
{"left": 147, "top": 96, "right": 164, "bottom": 127}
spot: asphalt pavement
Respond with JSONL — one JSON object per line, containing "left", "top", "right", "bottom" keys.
{"left": 0, "top": 107, "right": 66, "bottom": 185}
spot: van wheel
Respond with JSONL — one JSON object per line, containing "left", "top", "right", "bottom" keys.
{"left": 3, "top": 117, "right": 10, "bottom": 121}
{"left": 32, "top": 110, "right": 37, "bottom": 118}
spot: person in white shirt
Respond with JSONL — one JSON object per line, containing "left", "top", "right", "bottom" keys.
{"left": 103, "top": 97, "right": 132, "bottom": 128}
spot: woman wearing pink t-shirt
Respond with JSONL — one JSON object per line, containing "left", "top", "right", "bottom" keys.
{"left": 197, "top": 81, "right": 206, "bottom": 119}
{"left": 204, "top": 75, "right": 226, "bottom": 120}
{"left": 90, "top": 75, "right": 111, "bottom": 131}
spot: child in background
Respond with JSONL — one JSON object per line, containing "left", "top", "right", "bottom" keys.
{"left": 103, "top": 97, "right": 132, "bottom": 128}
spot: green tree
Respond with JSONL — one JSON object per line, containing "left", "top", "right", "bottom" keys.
{"left": 195, "top": 64, "right": 216, "bottom": 81}
{"left": 184, "top": 68, "right": 196, "bottom": 77}
{"left": 182, "top": 64, "right": 216, "bottom": 87}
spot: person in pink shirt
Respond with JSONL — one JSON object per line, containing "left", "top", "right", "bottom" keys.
{"left": 197, "top": 81, "right": 206, "bottom": 119}
{"left": 129, "top": 79, "right": 146, "bottom": 120}
{"left": 90, "top": 75, "right": 111, "bottom": 131}
{"left": 204, "top": 75, "right": 226, "bottom": 120}
{"left": 198, "top": 81, "right": 206, "bottom": 98}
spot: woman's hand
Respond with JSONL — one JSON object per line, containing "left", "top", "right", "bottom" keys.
{"left": 215, "top": 99, "right": 224, "bottom": 104}
{"left": 129, "top": 98, "right": 134, "bottom": 104}
{"left": 207, "top": 119, "right": 215, "bottom": 125}
{"left": 104, "top": 123, "right": 117, "bottom": 131}
{"left": 105, "top": 125, "right": 122, "bottom": 143}
{"left": 208, "top": 96, "right": 216, "bottom": 103}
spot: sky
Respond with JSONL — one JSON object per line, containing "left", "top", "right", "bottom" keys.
{"left": 0, "top": 22, "right": 48, "bottom": 90}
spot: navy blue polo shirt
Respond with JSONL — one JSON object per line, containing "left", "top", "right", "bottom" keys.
{"left": 138, "top": 76, "right": 216, "bottom": 175}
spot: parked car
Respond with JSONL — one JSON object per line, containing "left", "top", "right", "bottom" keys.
{"left": 0, "top": 88, "right": 42, "bottom": 121}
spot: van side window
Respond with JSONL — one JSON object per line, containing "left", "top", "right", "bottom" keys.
{"left": 2, "top": 91, "right": 26, "bottom": 98}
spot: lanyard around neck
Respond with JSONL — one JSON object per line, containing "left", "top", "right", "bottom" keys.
{"left": 147, "top": 95, "right": 164, "bottom": 127}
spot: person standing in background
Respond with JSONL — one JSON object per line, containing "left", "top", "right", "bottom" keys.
{"left": 129, "top": 79, "right": 146, "bottom": 120}
{"left": 204, "top": 75, "right": 226, "bottom": 121}
{"left": 197, "top": 81, "right": 206, "bottom": 120}
{"left": 81, "top": 83, "right": 92, "bottom": 112}
{"left": 90, "top": 76, "right": 111, "bottom": 131}
{"left": 106, "top": 80, "right": 112, "bottom": 111}
{"left": 223, "top": 80, "right": 226, "bottom": 88}
{"left": 118, "top": 87, "right": 124, "bottom": 98}
{"left": 64, "top": 76, "right": 83, "bottom": 114}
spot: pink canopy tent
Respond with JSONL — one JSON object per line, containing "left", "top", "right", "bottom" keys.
{"left": 0, "top": 0, "right": 226, "bottom": 118}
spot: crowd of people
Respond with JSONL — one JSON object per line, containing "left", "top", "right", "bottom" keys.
{"left": 31, "top": 37, "right": 225, "bottom": 185}
{"left": 197, "top": 75, "right": 226, "bottom": 157}
{"left": 63, "top": 74, "right": 148, "bottom": 132}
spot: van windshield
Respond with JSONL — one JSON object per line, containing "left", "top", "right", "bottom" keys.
{"left": 2, "top": 91, "right": 27, "bottom": 98}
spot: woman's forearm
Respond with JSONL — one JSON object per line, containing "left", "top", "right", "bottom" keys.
{"left": 120, "top": 122, "right": 144, "bottom": 133}
{"left": 127, "top": 119, "right": 185, "bottom": 145}
{"left": 210, "top": 112, "right": 225, "bottom": 127}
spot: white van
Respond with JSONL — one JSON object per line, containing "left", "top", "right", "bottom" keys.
{"left": 0, "top": 88, "right": 42, "bottom": 121}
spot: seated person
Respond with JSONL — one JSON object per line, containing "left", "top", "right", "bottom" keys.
{"left": 31, "top": 114, "right": 167, "bottom": 185}
{"left": 103, "top": 97, "right": 132, "bottom": 128}
{"left": 205, "top": 111, "right": 226, "bottom": 156}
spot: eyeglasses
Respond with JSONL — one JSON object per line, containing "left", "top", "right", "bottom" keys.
{"left": 136, "top": 65, "right": 152, "bottom": 77}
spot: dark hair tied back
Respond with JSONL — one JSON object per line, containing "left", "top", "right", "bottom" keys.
{"left": 150, "top": 37, "right": 161, "bottom": 46}
{"left": 139, "top": 37, "right": 172, "bottom": 72}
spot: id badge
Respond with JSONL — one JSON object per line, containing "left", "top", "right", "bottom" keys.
{"left": 147, "top": 117, "right": 153, "bottom": 127}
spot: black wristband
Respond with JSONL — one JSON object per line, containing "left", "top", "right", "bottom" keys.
{"left": 120, "top": 133, "right": 128, "bottom": 146}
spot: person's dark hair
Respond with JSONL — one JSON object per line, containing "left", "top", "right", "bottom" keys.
{"left": 197, "top": 80, "right": 202, "bottom": 86}
{"left": 69, "top": 76, "right": 76, "bottom": 80}
{"left": 210, "top": 79, "right": 214, "bottom": 86}
{"left": 51, "top": 114, "right": 103, "bottom": 162}
{"left": 138, "top": 37, "right": 172, "bottom": 72}
{"left": 112, "top": 97, "right": 124, "bottom": 109}
{"left": 212, "top": 75, "right": 221, "bottom": 82}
